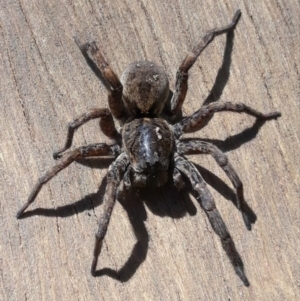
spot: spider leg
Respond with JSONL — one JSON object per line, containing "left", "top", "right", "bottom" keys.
{"left": 170, "top": 10, "right": 241, "bottom": 115}
{"left": 177, "top": 140, "right": 251, "bottom": 229}
{"left": 16, "top": 143, "right": 120, "bottom": 218}
{"left": 172, "top": 167, "right": 185, "bottom": 190}
{"left": 174, "top": 154, "right": 250, "bottom": 286}
{"left": 91, "top": 153, "right": 129, "bottom": 276}
{"left": 174, "top": 102, "right": 281, "bottom": 135}
{"left": 53, "top": 108, "right": 120, "bottom": 159}
{"left": 78, "top": 40, "right": 127, "bottom": 121}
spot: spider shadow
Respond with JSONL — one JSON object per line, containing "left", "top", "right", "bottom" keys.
{"left": 93, "top": 163, "right": 253, "bottom": 281}
{"left": 203, "top": 29, "right": 236, "bottom": 106}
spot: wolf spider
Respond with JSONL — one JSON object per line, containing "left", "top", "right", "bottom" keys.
{"left": 17, "top": 10, "right": 280, "bottom": 286}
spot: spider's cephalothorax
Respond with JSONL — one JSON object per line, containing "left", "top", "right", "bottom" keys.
{"left": 17, "top": 10, "right": 281, "bottom": 287}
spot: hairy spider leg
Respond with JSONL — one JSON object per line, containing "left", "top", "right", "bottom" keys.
{"left": 79, "top": 41, "right": 128, "bottom": 121}
{"left": 16, "top": 143, "right": 120, "bottom": 218}
{"left": 91, "top": 153, "right": 129, "bottom": 276}
{"left": 174, "top": 101, "right": 281, "bottom": 135}
{"left": 170, "top": 10, "right": 241, "bottom": 115}
{"left": 53, "top": 108, "right": 120, "bottom": 159}
{"left": 174, "top": 154, "right": 250, "bottom": 286}
{"left": 172, "top": 167, "right": 186, "bottom": 190}
{"left": 177, "top": 140, "right": 251, "bottom": 229}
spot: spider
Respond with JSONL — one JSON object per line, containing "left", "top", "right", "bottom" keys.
{"left": 17, "top": 10, "right": 280, "bottom": 286}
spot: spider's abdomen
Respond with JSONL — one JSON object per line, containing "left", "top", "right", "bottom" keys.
{"left": 123, "top": 118, "right": 174, "bottom": 174}
{"left": 120, "top": 61, "right": 169, "bottom": 116}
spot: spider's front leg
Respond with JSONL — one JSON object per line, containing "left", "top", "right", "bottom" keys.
{"left": 16, "top": 143, "right": 120, "bottom": 218}
{"left": 177, "top": 140, "right": 251, "bottom": 229}
{"left": 171, "top": 10, "right": 241, "bottom": 115}
{"left": 53, "top": 108, "right": 120, "bottom": 159}
{"left": 174, "top": 154, "right": 250, "bottom": 286}
{"left": 91, "top": 153, "right": 129, "bottom": 276}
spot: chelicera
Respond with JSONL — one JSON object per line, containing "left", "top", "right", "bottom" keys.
{"left": 17, "top": 10, "right": 280, "bottom": 286}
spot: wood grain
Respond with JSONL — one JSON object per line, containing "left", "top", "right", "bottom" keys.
{"left": 1, "top": 0, "right": 299, "bottom": 300}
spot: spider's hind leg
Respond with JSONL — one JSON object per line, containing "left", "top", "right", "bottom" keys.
{"left": 174, "top": 154, "right": 250, "bottom": 286}
{"left": 177, "top": 140, "right": 251, "bottom": 229}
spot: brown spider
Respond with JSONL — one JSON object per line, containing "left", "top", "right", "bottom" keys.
{"left": 17, "top": 10, "right": 280, "bottom": 286}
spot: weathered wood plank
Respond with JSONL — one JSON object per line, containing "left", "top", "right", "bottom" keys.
{"left": 0, "top": 0, "right": 299, "bottom": 300}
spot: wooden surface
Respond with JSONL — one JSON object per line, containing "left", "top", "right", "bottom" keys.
{"left": 1, "top": 0, "right": 299, "bottom": 300}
